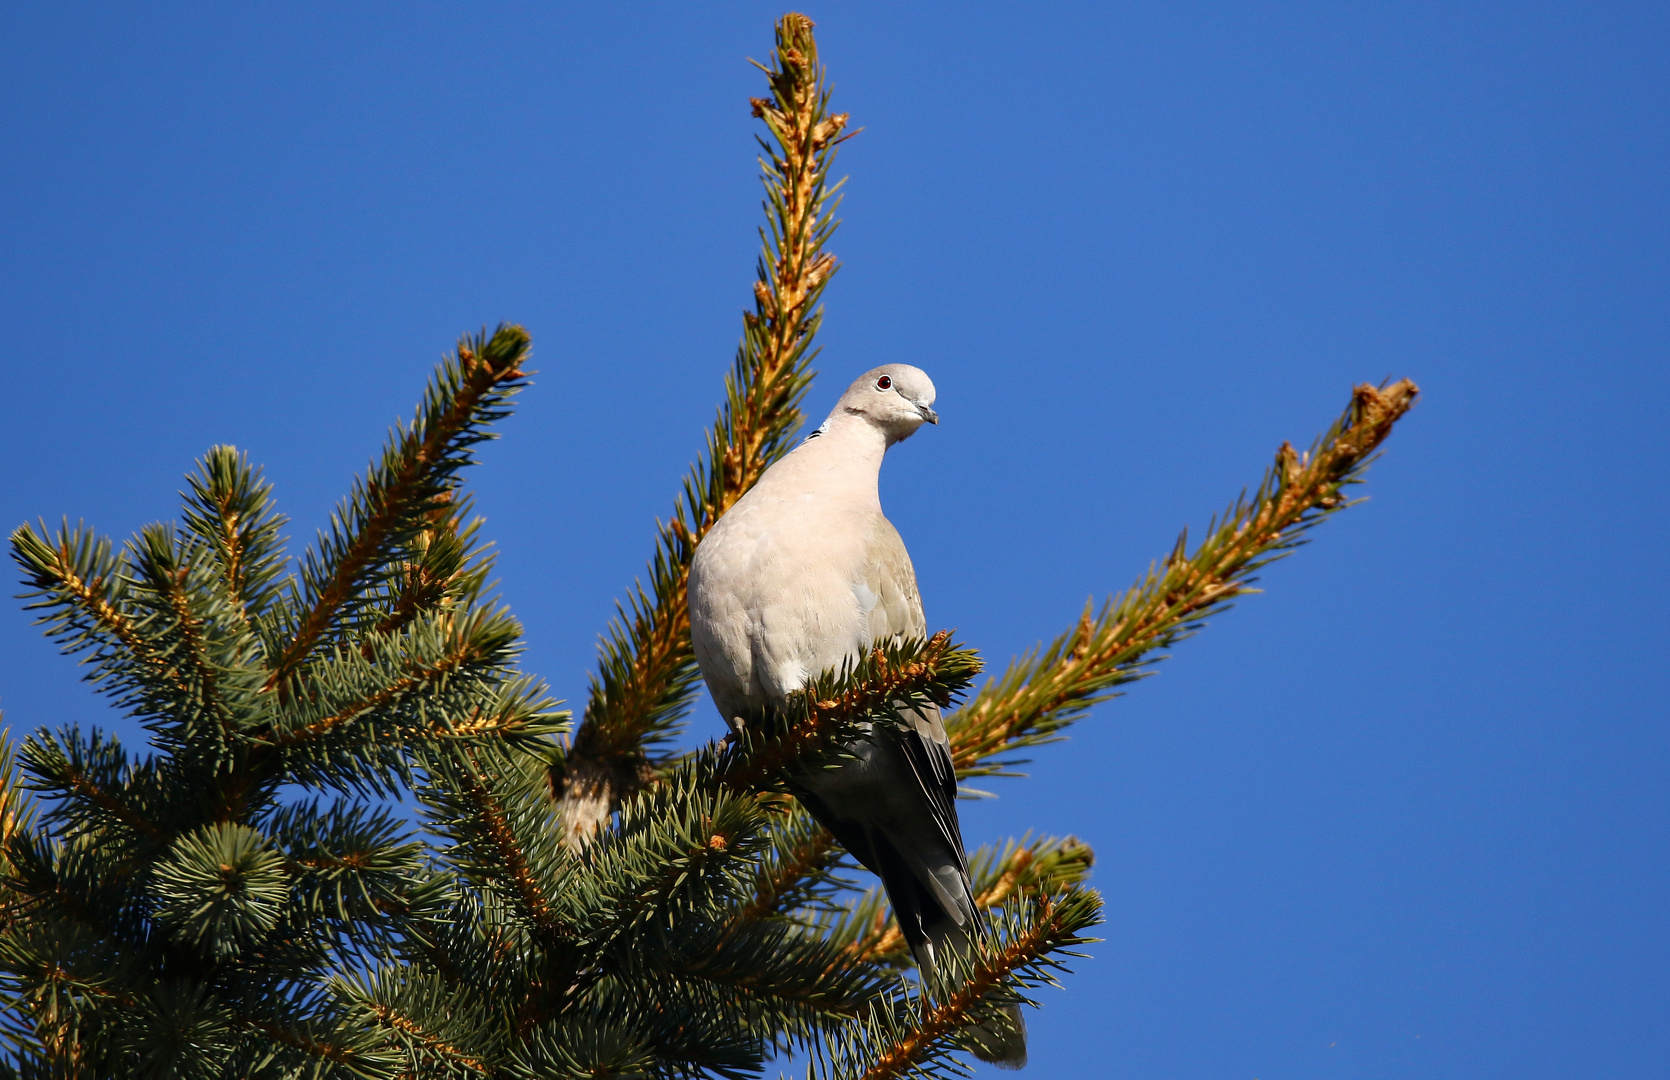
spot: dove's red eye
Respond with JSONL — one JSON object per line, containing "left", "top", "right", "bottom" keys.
{"left": 875, "top": 375, "right": 892, "bottom": 390}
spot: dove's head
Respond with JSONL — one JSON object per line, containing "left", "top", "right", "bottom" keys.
{"left": 834, "top": 364, "right": 938, "bottom": 444}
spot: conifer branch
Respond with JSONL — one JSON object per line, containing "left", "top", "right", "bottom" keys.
{"left": 265, "top": 610, "right": 563, "bottom": 800}
{"left": 10, "top": 523, "right": 183, "bottom": 695}
{"left": 454, "top": 753, "right": 562, "bottom": 939}
{"left": 570, "top": 779, "right": 770, "bottom": 970}
{"left": 803, "top": 890, "right": 1101, "bottom": 1080}
{"left": 672, "top": 637, "right": 980, "bottom": 960}
{"left": 835, "top": 905, "right": 905, "bottom": 974}
{"left": 416, "top": 707, "right": 547, "bottom": 743}
{"left": 971, "top": 836, "right": 1095, "bottom": 910}
{"left": 947, "top": 379, "right": 1419, "bottom": 778}
{"left": 13, "top": 961, "right": 135, "bottom": 1062}
{"left": 369, "top": 499, "right": 489, "bottom": 643}
{"left": 16, "top": 732, "right": 171, "bottom": 862}
{"left": 661, "top": 944, "right": 876, "bottom": 1016}
{"left": 710, "top": 633, "right": 981, "bottom": 794}
{"left": 416, "top": 746, "right": 577, "bottom": 972}
{"left": 130, "top": 526, "right": 238, "bottom": 742}
{"left": 271, "top": 631, "right": 502, "bottom": 749}
{"left": 46, "top": 762, "right": 164, "bottom": 844}
{"left": 271, "top": 804, "right": 435, "bottom": 934}
{"left": 0, "top": 732, "right": 37, "bottom": 931}
{"left": 560, "top": 12, "right": 850, "bottom": 838}
{"left": 363, "top": 1001, "right": 491, "bottom": 1074}
{"left": 23, "top": 883, "right": 104, "bottom": 936}
{"left": 181, "top": 446, "right": 289, "bottom": 627}
{"left": 673, "top": 635, "right": 977, "bottom": 955}
{"left": 714, "top": 382, "right": 1415, "bottom": 945}
{"left": 266, "top": 325, "right": 530, "bottom": 694}
{"left": 0, "top": 735, "right": 31, "bottom": 852}
{"left": 860, "top": 898, "right": 1086, "bottom": 1080}
{"left": 230, "top": 1015, "right": 361, "bottom": 1066}
{"left": 735, "top": 806, "right": 846, "bottom": 924}
{"left": 157, "top": 567, "right": 222, "bottom": 720}
{"left": 3, "top": 327, "right": 555, "bottom": 1074}
{"left": 831, "top": 835, "right": 1096, "bottom": 969}
{"left": 206, "top": 483, "right": 253, "bottom": 619}
{"left": 0, "top": 17, "right": 1423, "bottom": 1075}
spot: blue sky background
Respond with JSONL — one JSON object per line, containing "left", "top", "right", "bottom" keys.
{"left": 2, "top": 3, "right": 1666, "bottom": 1076}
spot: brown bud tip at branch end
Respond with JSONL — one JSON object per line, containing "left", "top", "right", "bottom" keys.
{"left": 1276, "top": 441, "right": 1301, "bottom": 487}
{"left": 803, "top": 253, "right": 838, "bottom": 290}
{"left": 810, "top": 114, "right": 848, "bottom": 149}
{"left": 1353, "top": 378, "right": 1421, "bottom": 430}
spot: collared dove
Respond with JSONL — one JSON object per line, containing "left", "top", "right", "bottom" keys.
{"left": 689, "top": 364, "right": 1027, "bottom": 1069}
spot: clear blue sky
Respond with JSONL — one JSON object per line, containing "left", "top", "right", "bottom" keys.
{"left": 2, "top": 3, "right": 1665, "bottom": 1077}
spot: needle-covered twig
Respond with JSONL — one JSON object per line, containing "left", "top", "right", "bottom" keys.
{"left": 947, "top": 378, "right": 1419, "bottom": 778}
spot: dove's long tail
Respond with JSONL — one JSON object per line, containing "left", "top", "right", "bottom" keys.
{"left": 909, "top": 895, "right": 1029, "bottom": 1070}
{"left": 794, "top": 731, "right": 1029, "bottom": 1069}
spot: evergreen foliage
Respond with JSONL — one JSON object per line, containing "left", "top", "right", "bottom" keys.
{"left": 0, "top": 14, "right": 1418, "bottom": 1078}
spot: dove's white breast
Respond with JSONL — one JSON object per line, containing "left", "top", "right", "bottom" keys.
{"left": 689, "top": 428, "right": 925, "bottom": 723}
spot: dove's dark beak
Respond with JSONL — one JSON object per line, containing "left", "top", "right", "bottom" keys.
{"left": 915, "top": 402, "right": 939, "bottom": 425}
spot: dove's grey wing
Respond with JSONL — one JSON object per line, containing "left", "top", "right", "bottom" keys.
{"left": 858, "top": 518, "right": 1029, "bottom": 1070}
{"left": 863, "top": 514, "right": 971, "bottom": 867}
{"left": 793, "top": 514, "right": 978, "bottom": 943}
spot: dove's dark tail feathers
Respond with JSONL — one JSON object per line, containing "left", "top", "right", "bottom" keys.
{"left": 913, "top": 916, "right": 1028, "bottom": 1068}
{"left": 871, "top": 836, "right": 1029, "bottom": 1070}
{"left": 789, "top": 740, "right": 1029, "bottom": 1069}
